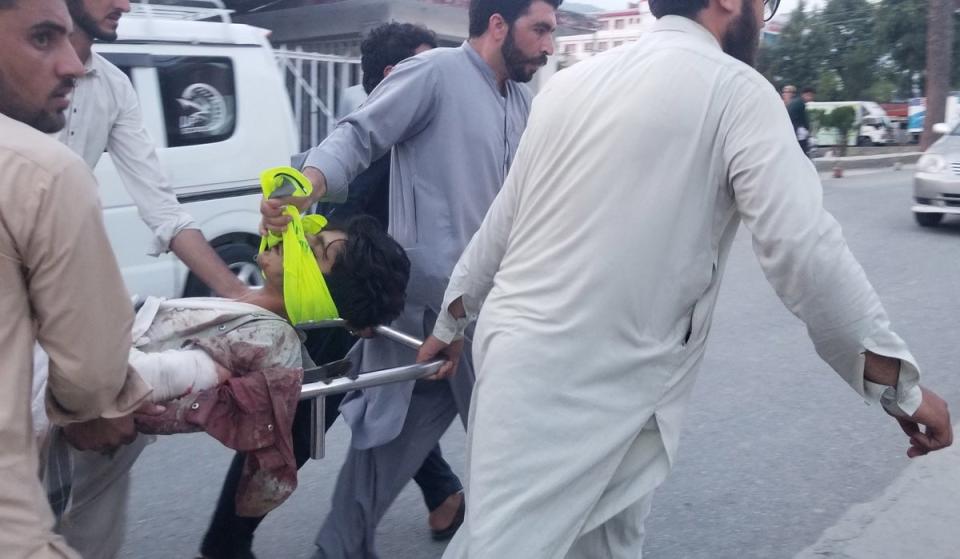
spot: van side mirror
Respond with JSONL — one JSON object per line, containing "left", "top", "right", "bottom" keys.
{"left": 933, "top": 122, "right": 951, "bottom": 135}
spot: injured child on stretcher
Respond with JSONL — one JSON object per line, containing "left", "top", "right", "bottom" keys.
{"left": 36, "top": 214, "right": 410, "bottom": 516}
{"left": 130, "top": 213, "right": 410, "bottom": 403}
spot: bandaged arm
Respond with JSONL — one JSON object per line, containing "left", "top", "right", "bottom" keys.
{"left": 128, "top": 347, "right": 227, "bottom": 402}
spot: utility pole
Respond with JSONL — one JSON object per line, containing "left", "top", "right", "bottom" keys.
{"left": 921, "top": 0, "right": 955, "bottom": 150}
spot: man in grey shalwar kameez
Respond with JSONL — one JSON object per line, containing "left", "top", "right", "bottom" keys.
{"left": 260, "top": 1, "right": 561, "bottom": 556}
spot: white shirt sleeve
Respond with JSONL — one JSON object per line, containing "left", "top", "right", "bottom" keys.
{"left": 722, "top": 74, "right": 922, "bottom": 415}
{"left": 433, "top": 154, "right": 523, "bottom": 344}
{"left": 109, "top": 75, "right": 197, "bottom": 256}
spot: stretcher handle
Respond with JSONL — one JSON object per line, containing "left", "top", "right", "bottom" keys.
{"left": 296, "top": 320, "right": 446, "bottom": 460}
{"left": 298, "top": 359, "right": 444, "bottom": 399}
{"left": 297, "top": 320, "right": 443, "bottom": 397}
{"left": 297, "top": 319, "right": 424, "bottom": 351}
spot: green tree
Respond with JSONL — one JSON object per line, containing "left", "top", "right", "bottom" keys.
{"left": 822, "top": 105, "right": 857, "bottom": 154}
{"left": 760, "top": 0, "right": 960, "bottom": 100}
{"left": 874, "top": 0, "right": 960, "bottom": 97}
{"left": 866, "top": 77, "right": 900, "bottom": 102}
{"left": 816, "top": 69, "right": 845, "bottom": 101}
{"left": 816, "top": 0, "right": 877, "bottom": 99}
{"left": 759, "top": 0, "right": 828, "bottom": 91}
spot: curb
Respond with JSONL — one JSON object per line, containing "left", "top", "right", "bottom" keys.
{"left": 813, "top": 152, "right": 922, "bottom": 173}
{"left": 794, "top": 423, "right": 960, "bottom": 559}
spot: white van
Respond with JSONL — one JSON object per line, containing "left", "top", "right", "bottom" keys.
{"left": 94, "top": 10, "right": 299, "bottom": 298}
{"left": 807, "top": 101, "right": 896, "bottom": 147}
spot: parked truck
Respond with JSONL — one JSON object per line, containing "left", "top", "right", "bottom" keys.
{"left": 907, "top": 95, "right": 960, "bottom": 144}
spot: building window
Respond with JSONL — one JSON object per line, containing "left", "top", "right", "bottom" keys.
{"left": 564, "top": 44, "right": 576, "bottom": 54}
{"left": 614, "top": 41, "right": 623, "bottom": 47}
{"left": 584, "top": 42, "right": 594, "bottom": 52}
{"left": 615, "top": 19, "right": 625, "bottom": 29}
{"left": 599, "top": 20, "right": 610, "bottom": 30}
{"left": 597, "top": 41, "right": 608, "bottom": 51}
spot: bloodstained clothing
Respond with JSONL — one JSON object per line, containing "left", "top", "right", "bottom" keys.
{"left": 132, "top": 298, "right": 311, "bottom": 517}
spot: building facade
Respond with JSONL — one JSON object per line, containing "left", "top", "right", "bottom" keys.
{"left": 555, "top": 1, "right": 654, "bottom": 67}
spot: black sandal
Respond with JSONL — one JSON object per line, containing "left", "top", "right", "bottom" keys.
{"left": 430, "top": 494, "right": 466, "bottom": 541}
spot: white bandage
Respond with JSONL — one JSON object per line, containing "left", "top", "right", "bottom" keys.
{"left": 128, "top": 347, "right": 220, "bottom": 403}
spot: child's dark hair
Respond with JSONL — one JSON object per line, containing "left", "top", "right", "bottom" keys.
{"left": 324, "top": 215, "right": 410, "bottom": 329}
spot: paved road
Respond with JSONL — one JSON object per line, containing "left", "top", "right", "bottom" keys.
{"left": 121, "top": 167, "right": 960, "bottom": 559}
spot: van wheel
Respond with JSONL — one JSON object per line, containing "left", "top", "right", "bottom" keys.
{"left": 857, "top": 136, "right": 872, "bottom": 147}
{"left": 914, "top": 212, "right": 943, "bottom": 227}
{"left": 183, "top": 242, "right": 262, "bottom": 297}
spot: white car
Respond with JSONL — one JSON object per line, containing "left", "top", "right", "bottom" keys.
{"left": 913, "top": 122, "right": 960, "bottom": 227}
{"left": 94, "top": 12, "right": 298, "bottom": 297}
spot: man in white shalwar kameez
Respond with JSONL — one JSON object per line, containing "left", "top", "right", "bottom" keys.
{"left": 417, "top": 1, "right": 955, "bottom": 557}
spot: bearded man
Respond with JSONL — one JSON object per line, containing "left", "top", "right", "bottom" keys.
{"left": 416, "top": 0, "right": 954, "bottom": 557}
{"left": 259, "top": 1, "right": 560, "bottom": 557}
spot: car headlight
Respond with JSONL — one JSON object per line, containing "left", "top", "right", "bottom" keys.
{"left": 917, "top": 153, "right": 948, "bottom": 174}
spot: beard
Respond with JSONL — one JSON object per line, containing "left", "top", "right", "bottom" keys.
{"left": 67, "top": 0, "right": 119, "bottom": 42}
{"left": 501, "top": 27, "right": 547, "bottom": 83}
{"left": 722, "top": 0, "right": 761, "bottom": 67}
{"left": 28, "top": 110, "right": 68, "bottom": 134}
{"left": 0, "top": 74, "right": 73, "bottom": 133}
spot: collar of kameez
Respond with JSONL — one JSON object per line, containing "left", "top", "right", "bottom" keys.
{"left": 461, "top": 40, "right": 504, "bottom": 93}
{"left": 83, "top": 52, "right": 101, "bottom": 77}
{"left": 651, "top": 15, "right": 722, "bottom": 50}
{"left": 258, "top": 167, "right": 340, "bottom": 325}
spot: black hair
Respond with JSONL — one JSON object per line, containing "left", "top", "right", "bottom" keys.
{"left": 361, "top": 22, "right": 438, "bottom": 95}
{"left": 648, "top": 0, "right": 709, "bottom": 19}
{"left": 0, "top": 0, "right": 17, "bottom": 8}
{"left": 468, "top": 0, "right": 562, "bottom": 38}
{"left": 802, "top": 86, "right": 816, "bottom": 95}
{"left": 323, "top": 215, "right": 411, "bottom": 330}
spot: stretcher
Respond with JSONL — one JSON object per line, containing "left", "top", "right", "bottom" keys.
{"left": 297, "top": 320, "right": 445, "bottom": 459}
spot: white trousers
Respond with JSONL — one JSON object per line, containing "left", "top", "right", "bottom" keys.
{"left": 44, "top": 430, "right": 149, "bottom": 559}
{"left": 443, "top": 417, "right": 668, "bottom": 559}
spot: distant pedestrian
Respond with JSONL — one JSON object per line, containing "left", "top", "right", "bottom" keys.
{"left": 781, "top": 83, "right": 796, "bottom": 105}
{"left": 788, "top": 86, "right": 815, "bottom": 154}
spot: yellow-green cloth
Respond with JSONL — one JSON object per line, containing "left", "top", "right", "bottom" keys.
{"left": 258, "top": 167, "right": 339, "bottom": 324}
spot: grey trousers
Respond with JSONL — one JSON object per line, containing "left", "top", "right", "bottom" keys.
{"left": 45, "top": 430, "right": 150, "bottom": 559}
{"left": 312, "top": 378, "right": 461, "bottom": 559}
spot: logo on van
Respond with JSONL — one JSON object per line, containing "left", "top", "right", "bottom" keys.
{"left": 175, "top": 83, "right": 230, "bottom": 137}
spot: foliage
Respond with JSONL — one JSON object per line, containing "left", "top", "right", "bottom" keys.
{"left": 816, "top": 69, "right": 845, "bottom": 101}
{"left": 821, "top": 106, "right": 857, "bottom": 154}
{"left": 808, "top": 108, "right": 827, "bottom": 132}
{"left": 759, "top": 0, "right": 960, "bottom": 102}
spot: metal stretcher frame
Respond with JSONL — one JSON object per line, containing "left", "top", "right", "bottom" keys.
{"left": 296, "top": 319, "right": 445, "bottom": 459}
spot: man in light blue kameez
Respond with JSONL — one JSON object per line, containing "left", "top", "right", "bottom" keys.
{"left": 261, "top": 1, "right": 561, "bottom": 557}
